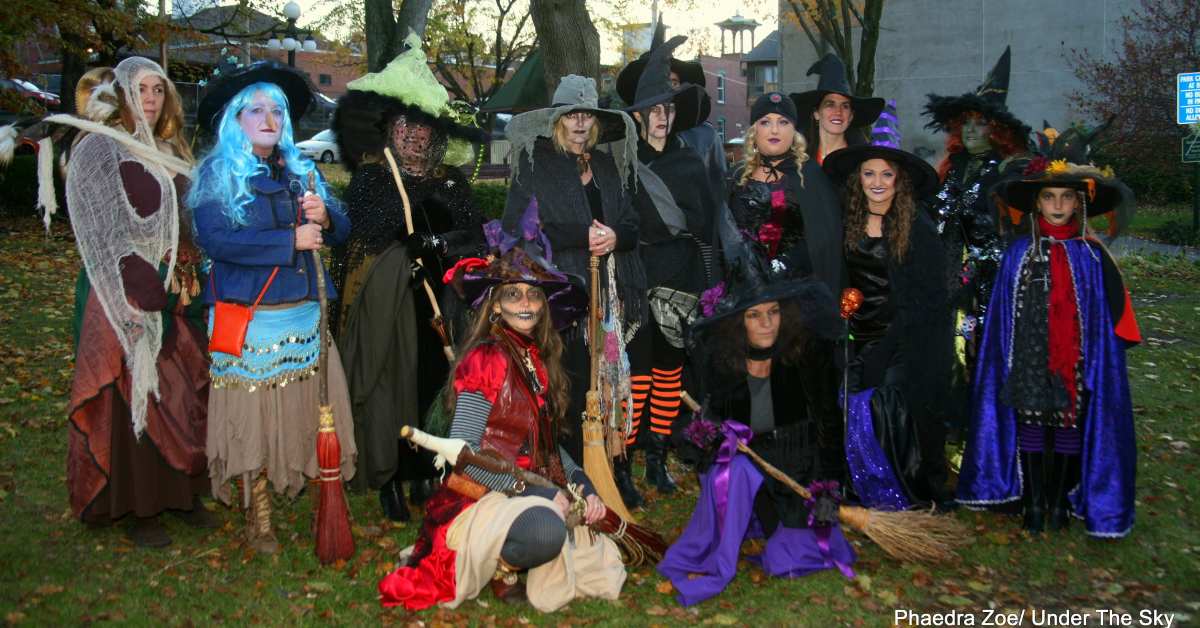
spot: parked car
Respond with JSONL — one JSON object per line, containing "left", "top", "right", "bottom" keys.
{"left": 11, "top": 79, "right": 60, "bottom": 109}
{"left": 0, "top": 79, "right": 49, "bottom": 116}
{"left": 297, "top": 129, "right": 339, "bottom": 163}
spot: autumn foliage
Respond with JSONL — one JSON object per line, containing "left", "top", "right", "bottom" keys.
{"left": 1069, "top": 0, "right": 1200, "bottom": 202}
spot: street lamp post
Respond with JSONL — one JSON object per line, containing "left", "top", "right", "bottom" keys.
{"left": 266, "top": 1, "right": 317, "bottom": 68}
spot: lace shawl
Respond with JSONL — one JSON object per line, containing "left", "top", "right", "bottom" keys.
{"left": 67, "top": 57, "right": 182, "bottom": 437}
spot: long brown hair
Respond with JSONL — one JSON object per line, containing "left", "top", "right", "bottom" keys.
{"left": 444, "top": 285, "right": 571, "bottom": 430}
{"left": 843, "top": 159, "right": 917, "bottom": 263}
{"left": 114, "top": 73, "right": 194, "bottom": 163}
{"left": 709, "top": 300, "right": 813, "bottom": 378}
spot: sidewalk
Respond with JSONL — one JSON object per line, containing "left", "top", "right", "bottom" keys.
{"left": 1108, "top": 236, "right": 1200, "bottom": 261}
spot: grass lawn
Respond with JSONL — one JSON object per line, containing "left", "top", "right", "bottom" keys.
{"left": 1, "top": 216, "right": 1198, "bottom": 626}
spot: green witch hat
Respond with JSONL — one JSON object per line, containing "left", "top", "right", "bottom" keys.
{"left": 333, "top": 33, "right": 485, "bottom": 170}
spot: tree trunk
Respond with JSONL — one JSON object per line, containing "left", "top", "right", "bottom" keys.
{"left": 59, "top": 42, "right": 88, "bottom": 116}
{"left": 854, "top": 0, "right": 884, "bottom": 97}
{"left": 366, "top": 0, "right": 432, "bottom": 73}
{"left": 530, "top": 0, "right": 599, "bottom": 100}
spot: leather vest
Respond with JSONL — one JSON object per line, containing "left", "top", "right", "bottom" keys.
{"left": 479, "top": 332, "right": 568, "bottom": 487}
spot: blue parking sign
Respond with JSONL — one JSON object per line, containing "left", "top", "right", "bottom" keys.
{"left": 1180, "top": 72, "right": 1200, "bottom": 124}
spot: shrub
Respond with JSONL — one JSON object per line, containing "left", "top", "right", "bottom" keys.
{"left": 471, "top": 181, "right": 509, "bottom": 220}
{"left": 0, "top": 154, "right": 42, "bottom": 218}
{"left": 1151, "top": 219, "right": 1200, "bottom": 246}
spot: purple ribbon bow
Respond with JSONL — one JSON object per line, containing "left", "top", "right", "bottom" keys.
{"left": 711, "top": 420, "right": 753, "bottom": 529}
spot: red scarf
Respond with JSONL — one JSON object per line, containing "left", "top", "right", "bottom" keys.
{"left": 1038, "top": 216, "right": 1082, "bottom": 426}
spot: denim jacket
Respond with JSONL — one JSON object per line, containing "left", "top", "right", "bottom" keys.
{"left": 195, "top": 169, "right": 349, "bottom": 306}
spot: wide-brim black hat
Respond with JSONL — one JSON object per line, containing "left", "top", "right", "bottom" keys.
{"left": 455, "top": 246, "right": 588, "bottom": 330}
{"left": 620, "top": 35, "right": 705, "bottom": 135}
{"left": 789, "top": 54, "right": 884, "bottom": 130}
{"left": 616, "top": 22, "right": 706, "bottom": 99}
{"left": 332, "top": 90, "right": 487, "bottom": 172}
{"left": 992, "top": 164, "right": 1133, "bottom": 219}
{"left": 822, "top": 144, "right": 940, "bottom": 199}
{"left": 197, "top": 61, "right": 313, "bottom": 133}
{"left": 922, "top": 46, "right": 1031, "bottom": 139}
{"left": 688, "top": 249, "right": 841, "bottom": 342}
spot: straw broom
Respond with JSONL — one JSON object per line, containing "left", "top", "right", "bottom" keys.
{"left": 302, "top": 173, "right": 354, "bottom": 565}
{"left": 400, "top": 426, "right": 666, "bottom": 565}
{"left": 679, "top": 392, "right": 967, "bottom": 563}
{"left": 582, "top": 255, "right": 636, "bottom": 522}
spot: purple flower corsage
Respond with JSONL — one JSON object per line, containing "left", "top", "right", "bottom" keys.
{"left": 699, "top": 281, "right": 726, "bottom": 318}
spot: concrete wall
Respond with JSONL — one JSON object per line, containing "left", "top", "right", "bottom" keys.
{"left": 778, "top": 0, "right": 1139, "bottom": 159}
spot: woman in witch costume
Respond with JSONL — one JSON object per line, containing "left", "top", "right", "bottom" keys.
{"left": 61, "top": 57, "right": 213, "bottom": 547}
{"left": 657, "top": 255, "right": 853, "bottom": 607}
{"left": 330, "top": 34, "right": 487, "bottom": 522}
{"left": 191, "top": 62, "right": 356, "bottom": 554}
{"left": 378, "top": 245, "right": 625, "bottom": 611}
{"left": 500, "top": 75, "right": 643, "bottom": 462}
{"left": 728, "top": 92, "right": 844, "bottom": 295}
{"left": 823, "top": 144, "right": 954, "bottom": 509}
{"left": 789, "top": 53, "right": 885, "bottom": 165}
{"left": 614, "top": 35, "right": 716, "bottom": 504}
{"left": 957, "top": 134, "right": 1140, "bottom": 538}
{"left": 923, "top": 46, "right": 1032, "bottom": 432}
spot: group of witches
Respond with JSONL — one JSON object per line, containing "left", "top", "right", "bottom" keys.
{"left": 35, "top": 32, "right": 1141, "bottom": 612}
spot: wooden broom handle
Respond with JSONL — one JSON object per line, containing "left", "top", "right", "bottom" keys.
{"left": 383, "top": 147, "right": 455, "bottom": 362}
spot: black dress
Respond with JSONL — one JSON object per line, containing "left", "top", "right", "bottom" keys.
{"left": 332, "top": 162, "right": 484, "bottom": 487}
{"left": 844, "top": 213, "right": 954, "bottom": 504}
{"left": 704, "top": 352, "right": 843, "bottom": 533}
{"left": 727, "top": 157, "right": 845, "bottom": 295}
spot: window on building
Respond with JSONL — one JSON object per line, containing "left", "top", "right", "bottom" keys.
{"left": 319, "top": 74, "right": 332, "bottom": 86}
{"left": 717, "top": 117, "right": 726, "bottom": 144}
{"left": 761, "top": 65, "right": 778, "bottom": 93}
{"left": 717, "top": 71, "right": 726, "bottom": 104}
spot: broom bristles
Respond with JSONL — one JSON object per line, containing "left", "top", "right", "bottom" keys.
{"left": 839, "top": 505, "right": 967, "bottom": 563}
{"left": 315, "top": 407, "right": 354, "bottom": 564}
{"left": 592, "top": 508, "right": 667, "bottom": 567}
{"left": 582, "top": 417, "right": 636, "bottom": 522}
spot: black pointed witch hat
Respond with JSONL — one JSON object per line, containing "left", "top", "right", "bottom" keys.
{"left": 687, "top": 249, "right": 840, "bottom": 341}
{"left": 789, "top": 53, "right": 885, "bottom": 130}
{"left": 923, "top": 46, "right": 1030, "bottom": 138}
{"left": 617, "top": 22, "right": 707, "bottom": 93}
{"left": 622, "top": 35, "right": 705, "bottom": 134}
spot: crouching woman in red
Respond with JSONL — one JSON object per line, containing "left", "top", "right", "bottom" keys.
{"left": 378, "top": 246, "right": 626, "bottom": 612}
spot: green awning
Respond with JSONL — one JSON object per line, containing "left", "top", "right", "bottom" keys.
{"left": 480, "top": 49, "right": 547, "bottom": 113}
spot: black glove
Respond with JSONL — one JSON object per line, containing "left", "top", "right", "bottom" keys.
{"left": 404, "top": 232, "right": 447, "bottom": 259}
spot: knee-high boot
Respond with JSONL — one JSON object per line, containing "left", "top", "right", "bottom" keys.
{"left": 1019, "top": 451, "right": 1045, "bottom": 534}
{"left": 1046, "top": 453, "right": 1079, "bottom": 531}
{"left": 613, "top": 453, "right": 644, "bottom": 509}
{"left": 645, "top": 433, "right": 678, "bottom": 494}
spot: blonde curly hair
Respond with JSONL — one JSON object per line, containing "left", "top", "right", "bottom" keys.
{"left": 738, "top": 123, "right": 808, "bottom": 187}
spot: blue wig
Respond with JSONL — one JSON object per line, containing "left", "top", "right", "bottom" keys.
{"left": 188, "top": 82, "right": 330, "bottom": 225}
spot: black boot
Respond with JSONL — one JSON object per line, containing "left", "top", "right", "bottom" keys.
{"left": 613, "top": 454, "right": 644, "bottom": 509}
{"left": 408, "top": 479, "right": 434, "bottom": 506}
{"left": 645, "top": 433, "right": 678, "bottom": 494}
{"left": 1046, "top": 453, "right": 1079, "bottom": 531}
{"left": 379, "top": 477, "right": 411, "bottom": 522}
{"left": 1019, "top": 451, "right": 1045, "bottom": 534}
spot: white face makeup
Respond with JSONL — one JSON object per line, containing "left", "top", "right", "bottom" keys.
{"left": 238, "top": 91, "right": 284, "bottom": 155}
{"left": 637, "top": 103, "right": 676, "bottom": 143}
{"left": 814, "top": 93, "right": 854, "bottom": 137}
{"left": 860, "top": 158, "right": 898, "bottom": 209}
{"left": 754, "top": 113, "right": 795, "bottom": 157}
{"left": 493, "top": 283, "right": 546, "bottom": 335}
{"left": 743, "top": 301, "right": 781, "bottom": 350}
{"left": 1036, "top": 186, "right": 1081, "bottom": 226}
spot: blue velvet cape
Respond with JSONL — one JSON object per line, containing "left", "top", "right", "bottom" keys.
{"left": 956, "top": 236, "right": 1136, "bottom": 538}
